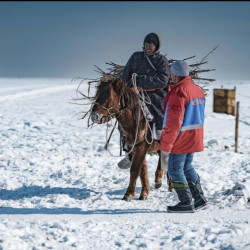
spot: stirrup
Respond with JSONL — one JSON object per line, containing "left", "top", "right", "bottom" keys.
{"left": 118, "top": 155, "right": 131, "bottom": 169}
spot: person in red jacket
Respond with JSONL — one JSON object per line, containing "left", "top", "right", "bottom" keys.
{"left": 160, "top": 60, "right": 207, "bottom": 213}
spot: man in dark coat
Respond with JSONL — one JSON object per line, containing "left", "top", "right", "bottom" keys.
{"left": 118, "top": 32, "right": 170, "bottom": 169}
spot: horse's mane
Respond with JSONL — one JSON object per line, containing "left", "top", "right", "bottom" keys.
{"left": 95, "top": 81, "right": 111, "bottom": 106}
{"left": 96, "top": 78, "right": 142, "bottom": 121}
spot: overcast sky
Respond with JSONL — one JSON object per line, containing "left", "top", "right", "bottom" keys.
{"left": 0, "top": 1, "right": 249, "bottom": 80}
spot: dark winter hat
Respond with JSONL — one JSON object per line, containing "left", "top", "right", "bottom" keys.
{"left": 170, "top": 60, "right": 190, "bottom": 77}
{"left": 143, "top": 33, "right": 160, "bottom": 51}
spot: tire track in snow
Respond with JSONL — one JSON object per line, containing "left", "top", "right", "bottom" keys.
{"left": 0, "top": 85, "right": 77, "bottom": 102}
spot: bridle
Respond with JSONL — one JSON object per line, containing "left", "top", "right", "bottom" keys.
{"left": 90, "top": 76, "right": 154, "bottom": 157}
{"left": 90, "top": 95, "right": 126, "bottom": 124}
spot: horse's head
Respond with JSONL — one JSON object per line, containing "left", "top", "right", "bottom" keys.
{"left": 90, "top": 78, "right": 125, "bottom": 124}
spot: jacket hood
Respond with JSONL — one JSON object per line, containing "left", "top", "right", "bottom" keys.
{"left": 143, "top": 32, "right": 161, "bottom": 54}
{"left": 168, "top": 76, "right": 192, "bottom": 92}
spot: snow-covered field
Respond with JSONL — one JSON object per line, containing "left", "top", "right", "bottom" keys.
{"left": 0, "top": 78, "right": 249, "bottom": 250}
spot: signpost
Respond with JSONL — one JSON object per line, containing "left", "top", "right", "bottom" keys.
{"left": 213, "top": 86, "right": 239, "bottom": 152}
{"left": 213, "top": 87, "right": 236, "bottom": 115}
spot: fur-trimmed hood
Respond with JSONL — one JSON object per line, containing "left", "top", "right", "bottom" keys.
{"left": 143, "top": 32, "right": 161, "bottom": 54}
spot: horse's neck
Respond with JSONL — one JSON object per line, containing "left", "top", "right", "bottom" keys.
{"left": 116, "top": 108, "right": 131, "bottom": 124}
{"left": 117, "top": 108, "right": 144, "bottom": 134}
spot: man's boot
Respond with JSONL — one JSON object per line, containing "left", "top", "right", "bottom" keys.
{"left": 117, "top": 154, "right": 132, "bottom": 169}
{"left": 167, "top": 185, "right": 195, "bottom": 213}
{"left": 118, "top": 138, "right": 132, "bottom": 170}
{"left": 188, "top": 177, "right": 207, "bottom": 210}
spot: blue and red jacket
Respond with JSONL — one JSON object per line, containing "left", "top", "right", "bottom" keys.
{"left": 160, "top": 76, "right": 205, "bottom": 154}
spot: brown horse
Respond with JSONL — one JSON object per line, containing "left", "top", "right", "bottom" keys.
{"left": 90, "top": 77, "right": 172, "bottom": 201}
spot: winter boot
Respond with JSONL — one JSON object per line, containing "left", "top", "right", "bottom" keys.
{"left": 167, "top": 185, "right": 195, "bottom": 213}
{"left": 118, "top": 154, "right": 132, "bottom": 169}
{"left": 188, "top": 177, "right": 207, "bottom": 210}
{"left": 118, "top": 140, "right": 132, "bottom": 170}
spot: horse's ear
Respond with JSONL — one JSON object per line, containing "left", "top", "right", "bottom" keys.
{"left": 113, "top": 78, "right": 124, "bottom": 93}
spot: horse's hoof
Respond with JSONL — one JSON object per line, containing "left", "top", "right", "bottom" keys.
{"left": 155, "top": 182, "right": 162, "bottom": 189}
{"left": 122, "top": 196, "right": 132, "bottom": 202}
{"left": 139, "top": 195, "right": 148, "bottom": 200}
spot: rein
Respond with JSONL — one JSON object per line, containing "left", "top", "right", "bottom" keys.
{"left": 104, "top": 75, "right": 154, "bottom": 157}
{"left": 131, "top": 73, "right": 154, "bottom": 145}
{"left": 104, "top": 94, "right": 141, "bottom": 158}
{"left": 93, "top": 100, "right": 123, "bottom": 118}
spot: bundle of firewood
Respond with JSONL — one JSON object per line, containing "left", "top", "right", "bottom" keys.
{"left": 75, "top": 45, "right": 218, "bottom": 96}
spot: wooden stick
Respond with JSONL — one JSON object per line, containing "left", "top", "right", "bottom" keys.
{"left": 192, "top": 77, "right": 216, "bottom": 82}
{"left": 191, "top": 69, "right": 216, "bottom": 73}
{"left": 189, "top": 61, "right": 208, "bottom": 67}
{"left": 169, "top": 55, "right": 196, "bottom": 63}
{"left": 235, "top": 101, "right": 240, "bottom": 153}
{"left": 104, "top": 120, "right": 118, "bottom": 150}
{"left": 183, "top": 55, "right": 196, "bottom": 61}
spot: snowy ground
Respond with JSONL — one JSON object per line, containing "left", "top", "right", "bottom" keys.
{"left": 0, "top": 78, "right": 249, "bottom": 250}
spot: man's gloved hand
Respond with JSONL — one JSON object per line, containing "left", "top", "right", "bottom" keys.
{"left": 127, "top": 75, "right": 142, "bottom": 93}
{"left": 127, "top": 74, "right": 139, "bottom": 88}
{"left": 130, "top": 86, "right": 142, "bottom": 93}
{"left": 160, "top": 150, "right": 170, "bottom": 172}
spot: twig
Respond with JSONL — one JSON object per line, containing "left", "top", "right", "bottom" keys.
{"left": 192, "top": 77, "right": 216, "bottom": 82}
{"left": 193, "top": 45, "right": 219, "bottom": 71}
{"left": 183, "top": 55, "right": 196, "bottom": 61}
{"left": 191, "top": 69, "right": 216, "bottom": 74}
{"left": 189, "top": 61, "right": 207, "bottom": 67}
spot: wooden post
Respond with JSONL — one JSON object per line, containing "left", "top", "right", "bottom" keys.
{"left": 235, "top": 101, "right": 240, "bottom": 153}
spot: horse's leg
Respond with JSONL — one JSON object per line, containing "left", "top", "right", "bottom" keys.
{"left": 122, "top": 143, "right": 148, "bottom": 202}
{"left": 155, "top": 151, "right": 163, "bottom": 189}
{"left": 139, "top": 159, "right": 150, "bottom": 200}
{"left": 155, "top": 151, "right": 173, "bottom": 191}
{"left": 166, "top": 172, "right": 174, "bottom": 192}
